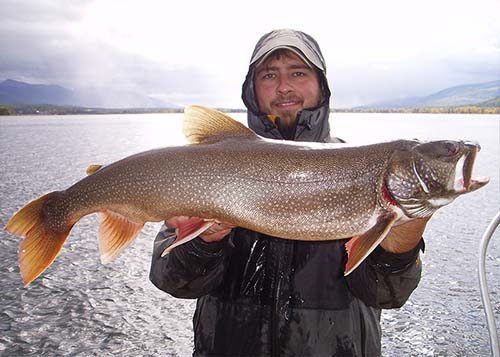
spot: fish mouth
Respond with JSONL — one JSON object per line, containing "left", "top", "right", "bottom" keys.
{"left": 454, "top": 142, "right": 489, "bottom": 192}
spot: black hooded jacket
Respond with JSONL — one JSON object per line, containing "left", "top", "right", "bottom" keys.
{"left": 150, "top": 29, "right": 423, "bottom": 357}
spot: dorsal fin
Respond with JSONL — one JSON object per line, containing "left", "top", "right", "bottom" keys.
{"left": 183, "top": 105, "right": 258, "bottom": 144}
{"left": 86, "top": 164, "right": 103, "bottom": 175}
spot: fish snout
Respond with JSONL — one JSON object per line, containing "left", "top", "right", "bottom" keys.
{"left": 464, "top": 140, "right": 481, "bottom": 152}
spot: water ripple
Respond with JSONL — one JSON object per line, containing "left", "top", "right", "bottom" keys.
{"left": 1, "top": 113, "right": 498, "bottom": 356}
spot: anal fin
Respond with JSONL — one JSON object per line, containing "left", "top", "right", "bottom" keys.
{"left": 161, "top": 217, "right": 215, "bottom": 256}
{"left": 344, "top": 211, "right": 398, "bottom": 276}
{"left": 98, "top": 211, "right": 144, "bottom": 264}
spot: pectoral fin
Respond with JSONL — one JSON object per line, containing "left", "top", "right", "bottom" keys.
{"left": 344, "top": 211, "right": 398, "bottom": 276}
{"left": 161, "top": 217, "right": 215, "bottom": 256}
{"left": 98, "top": 211, "right": 144, "bottom": 264}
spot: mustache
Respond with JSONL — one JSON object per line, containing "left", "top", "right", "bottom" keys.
{"left": 271, "top": 94, "right": 303, "bottom": 106}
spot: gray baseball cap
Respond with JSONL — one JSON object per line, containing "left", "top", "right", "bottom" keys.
{"left": 249, "top": 29, "right": 327, "bottom": 73}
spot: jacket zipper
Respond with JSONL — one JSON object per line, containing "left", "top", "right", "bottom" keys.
{"left": 270, "top": 241, "right": 295, "bottom": 356}
{"left": 271, "top": 248, "right": 281, "bottom": 356}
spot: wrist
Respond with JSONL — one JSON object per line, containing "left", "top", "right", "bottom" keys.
{"left": 371, "top": 239, "right": 425, "bottom": 274}
{"left": 380, "top": 217, "right": 429, "bottom": 253}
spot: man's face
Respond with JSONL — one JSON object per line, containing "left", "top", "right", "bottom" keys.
{"left": 254, "top": 50, "right": 321, "bottom": 129}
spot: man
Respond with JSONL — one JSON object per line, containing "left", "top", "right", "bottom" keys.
{"left": 150, "top": 29, "right": 427, "bottom": 356}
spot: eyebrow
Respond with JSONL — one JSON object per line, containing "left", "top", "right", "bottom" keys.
{"left": 256, "top": 64, "right": 311, "bottom": 74}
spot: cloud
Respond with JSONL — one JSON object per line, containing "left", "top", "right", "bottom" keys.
{"left": 1, "top": 0, "right": 499, "bottom": 108}
{"left": 1, "top": 0, "right": 90, "bottom": 23}
{"left": 0, "top": 6, "right": 221, "bottom": 106}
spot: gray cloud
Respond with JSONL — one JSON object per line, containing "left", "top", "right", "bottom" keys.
{"left": 329, "top": 52, "right": 500, "bottom": 108}
{"left": 1, "top": 0, "right": 498, "bottom": 109}
{"left": 1, "top": 0, "right": 90, "bottom": 23}
{"left": 0, "top": 2, "right": 222, "bottom": 107}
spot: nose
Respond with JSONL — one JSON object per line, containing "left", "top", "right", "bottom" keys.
{"left": 276, "top": 77, "right": 293, "bottom": 94}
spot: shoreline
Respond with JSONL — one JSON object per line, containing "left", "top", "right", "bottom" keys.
{"left": 0, "top": 105, "right": 498, "bottom": 116}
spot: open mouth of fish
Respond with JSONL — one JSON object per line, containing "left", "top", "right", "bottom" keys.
{"left": 452, "top": 142, "right": 489, "bottom": 193}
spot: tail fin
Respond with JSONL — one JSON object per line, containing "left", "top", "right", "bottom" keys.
{"left": 4, "top": 192, "right": 72, "bottom": 286}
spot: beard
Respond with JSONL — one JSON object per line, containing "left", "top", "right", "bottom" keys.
{"left": 270, "top": 94, "right": 303, "bottom": 129}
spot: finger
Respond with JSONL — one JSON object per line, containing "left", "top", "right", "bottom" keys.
{"left": 204, "top": 222, "right": 231, "bottom": 234}
{"left": 200, "top": 228, "right": 232, "bottom": 243}
{"left": 203, "top": 218, "right": 236, "bottom": 229}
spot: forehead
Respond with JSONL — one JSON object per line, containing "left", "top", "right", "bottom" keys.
{"left": 256, "top": 49, "right": 309, "bottom": 71}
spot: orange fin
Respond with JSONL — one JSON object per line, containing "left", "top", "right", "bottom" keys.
{"left": 183, "top": 106, "right": 258, "bottom": 144}
{"left": 98, "top": 211, "right": 144, "bottom": 264}
{"left": 344, "top": 211, "right": 398, "bottom": 276}
{"left": 161, "top": 217, "right": 215, "bottom": 256}
{"left": 4, "top": 192, "right": 71, "bottom": 286}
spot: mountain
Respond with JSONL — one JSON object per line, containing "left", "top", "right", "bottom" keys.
{"left": 0, "top": 79, "right": 179, "bottom": 108}
{"left": 0, "top": 79, "right": 74, "bottom": 106}
{"left": 365, "top": 80, "right": 500, "bottom": 108}
{"left": 474, "top": 96, "right": 500, "bottom": 107}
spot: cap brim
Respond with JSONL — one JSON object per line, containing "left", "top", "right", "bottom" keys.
{"left": 254, "top": 46, "right": 313, "bottom": 68}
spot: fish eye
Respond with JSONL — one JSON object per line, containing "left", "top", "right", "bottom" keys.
{"left": 443, "top": 141, "right": 459, "bottom": 156}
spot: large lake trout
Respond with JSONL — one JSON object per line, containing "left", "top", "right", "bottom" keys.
{"left": 5, "top": 106, "right": 489, "bottom": 286}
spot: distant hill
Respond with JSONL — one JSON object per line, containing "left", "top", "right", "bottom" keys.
{"left": 364, "top": 80, "right": 500, "bottom": 109}
{"left": 474, "top": 96, "right": 500, "bottom": 107}
{"left": 0, "top": 79, "right": 74, "bottom": 106}
{"left": 0, "top": 79, "right": 180, "bottom": 109}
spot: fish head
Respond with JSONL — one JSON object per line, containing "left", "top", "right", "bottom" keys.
{"left": 385, "top": 140, "right": 490, "bottom": 218}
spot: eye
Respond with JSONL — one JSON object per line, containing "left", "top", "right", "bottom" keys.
{"left": 444, "top": 141, "right": 459, "bottom": 156}
{"left": 293, "top": 71, "right": 306, "bottom": 77}
{"left": 262, "top": 73, "right": 276, "bottom": 80}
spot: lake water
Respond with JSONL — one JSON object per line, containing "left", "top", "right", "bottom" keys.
{"left": 0, "top": 112, "right": 499, "bottom": 356}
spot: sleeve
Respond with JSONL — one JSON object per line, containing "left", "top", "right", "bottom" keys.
{"left": 346, "top": 239, "right": 425, "bottom": 309}
{"left": 149, "top": 226, "right": 233, "bottom": 299}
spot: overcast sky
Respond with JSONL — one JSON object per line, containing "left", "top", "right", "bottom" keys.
{"left": 1, "top": 0, "right": 499, "bottom": 108}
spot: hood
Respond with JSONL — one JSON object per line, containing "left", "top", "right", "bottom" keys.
{"left": 241, "top": 29, "right": 333, "bottom": 143}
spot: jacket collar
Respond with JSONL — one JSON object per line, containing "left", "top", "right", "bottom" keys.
{"left": 247, "top": 105, "right": 332, "bottom": 143}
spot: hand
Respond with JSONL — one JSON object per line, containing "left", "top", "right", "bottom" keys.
{"left": 165, "top": 216, "right": 234, "bottom": 244}
{"left": 380, "top": 217, "right": 430, "bottom": 253}
{"left": 199, "top": 221, "right": 235, "bottom": 243}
